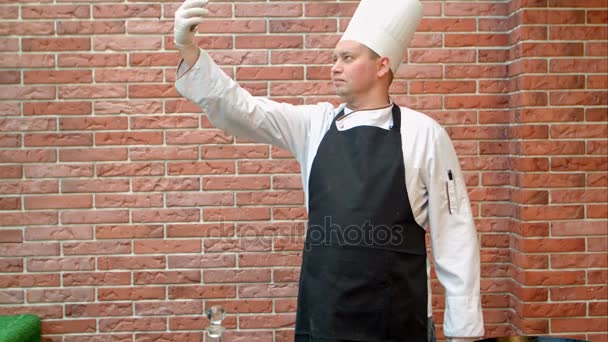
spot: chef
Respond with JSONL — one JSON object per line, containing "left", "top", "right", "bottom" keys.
{"left": 173, "top": 0, "right": 484, "bottom": 341}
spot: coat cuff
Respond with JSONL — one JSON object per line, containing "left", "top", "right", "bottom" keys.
{"left": 446, "top": 338, "right": 479, "bottom": 342}
{"left": 443, "top": 294, "right": 484, "bottom": 338}
{"left": 175, "top": 47, "right": 206, "bottom": 82}
{"left": 176, "top": 58, "right": 196, "bottom": 81}
{"left": 174, "top": 49, "right": 224, "bottom": 104}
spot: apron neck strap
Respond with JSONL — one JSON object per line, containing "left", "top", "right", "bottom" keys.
{"left": 334, "top": 104, "right": 401, "bottom": 132}
{"left": 390, "top": 104, "right": 401, "bottom": 132}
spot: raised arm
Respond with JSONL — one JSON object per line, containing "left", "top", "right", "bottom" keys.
{"left": 172, "top": 0, "right": 334, "bottom": 161}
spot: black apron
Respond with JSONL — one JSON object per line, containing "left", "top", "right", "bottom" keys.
{"left": 295, "top": 105, "right": 428, "bottom": 342}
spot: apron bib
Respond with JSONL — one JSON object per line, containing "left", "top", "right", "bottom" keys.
{"left": 295, "top": 105, "right": 428, "bottom": 342}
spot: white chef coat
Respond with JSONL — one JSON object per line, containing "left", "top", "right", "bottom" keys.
{"left": 175, "top": 49, "right": 484, "bottom": 340}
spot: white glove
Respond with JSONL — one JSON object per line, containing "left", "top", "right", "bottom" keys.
{"left": 174, "top": 0, "right": 209, "bottom": 49}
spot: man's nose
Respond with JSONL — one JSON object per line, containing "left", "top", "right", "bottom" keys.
{"left": 331, "top": 61, "right": 342, "bottom": 74}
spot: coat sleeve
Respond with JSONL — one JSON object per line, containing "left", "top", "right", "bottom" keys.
{"left": 425, "top": 126, "right": 484, "bottom": 338}
{"left": 174, "top": 49, "right": 332, "bottom": 162}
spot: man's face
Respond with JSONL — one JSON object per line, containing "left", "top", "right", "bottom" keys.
{"left": 331, "top": 40, "right": 382, "bottom": 100}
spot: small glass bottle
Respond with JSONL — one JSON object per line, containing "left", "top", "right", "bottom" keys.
{"left": 206, "top": 305, "right": 226, "bottom": 342}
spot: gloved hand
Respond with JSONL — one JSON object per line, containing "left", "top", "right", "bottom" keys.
{"left": 174, "top": 0, "right": 209, "bottom": 49}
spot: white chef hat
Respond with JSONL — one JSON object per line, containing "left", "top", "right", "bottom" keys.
{"left": 340, "top": 0, "right": 423, "bottom": 74}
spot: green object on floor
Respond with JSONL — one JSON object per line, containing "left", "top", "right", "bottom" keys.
{"left": 0, "top": 315, "right": 41, "bottom": 342}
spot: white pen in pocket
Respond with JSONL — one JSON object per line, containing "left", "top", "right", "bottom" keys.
{"left": 446, "top": 169, "right": 457, "bottom": 215}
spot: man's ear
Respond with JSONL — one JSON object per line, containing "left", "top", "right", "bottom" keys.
{"left": 377, "top": 56, "right": 392, "bottom": 78}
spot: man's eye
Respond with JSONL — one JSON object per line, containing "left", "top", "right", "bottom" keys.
{"left": 344, "top": 56, "right": 352, "bottom": 61}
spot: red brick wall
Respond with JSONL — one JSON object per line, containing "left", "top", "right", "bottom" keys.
{"left": 1, "top": 0, "right": 606, "bottom": 341}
